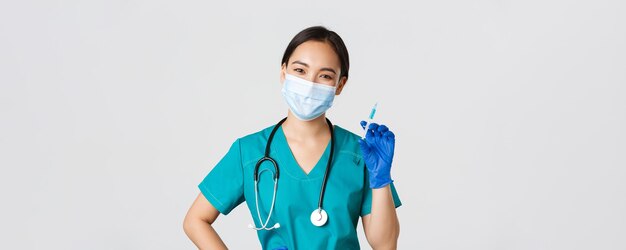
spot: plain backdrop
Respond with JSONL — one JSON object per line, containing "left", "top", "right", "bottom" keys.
{"left": 1, "top": 0, "right": 625, "bottom": 249}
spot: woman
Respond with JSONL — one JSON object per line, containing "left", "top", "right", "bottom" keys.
{"left": 183, "top": 26, "right": 402, "bottom": 250}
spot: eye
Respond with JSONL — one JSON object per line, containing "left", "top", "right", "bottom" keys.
{"left": 320, "top": 74, "right": 333, "bottom": 80}
{"left": 293, "top": 68, "right": 305, "bottom": 73}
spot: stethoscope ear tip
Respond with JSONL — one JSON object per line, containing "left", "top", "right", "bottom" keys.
{"left": 248, "top": 224, "right": 254, "bottom": 229}
{"left": 274, "top": 223, "right": 281, "bottom": 229}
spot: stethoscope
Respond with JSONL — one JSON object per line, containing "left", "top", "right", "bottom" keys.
{"left": 248, "top": 117, "right": 335, "bottom": 230}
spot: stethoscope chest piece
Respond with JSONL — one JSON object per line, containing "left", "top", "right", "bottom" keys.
{"left": 310, "top": 208, "right": 328, "bottom": 227}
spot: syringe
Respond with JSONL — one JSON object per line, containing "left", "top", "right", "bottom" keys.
{"left": 362, "top": 102, "right": 378, "bottom": 139}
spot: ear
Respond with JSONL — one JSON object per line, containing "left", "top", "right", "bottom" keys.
{"left": 280, "top": 63, "right": 287, "bottom": 84}
{"left": 335, "top": 76, "right": 348, "bottom": 95}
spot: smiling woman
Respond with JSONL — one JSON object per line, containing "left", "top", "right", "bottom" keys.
{"left": 183, "top": 26, "right": 402, "bottom": 250}
{"left": 280, "top": 27, "right": 349, "bottom": 86}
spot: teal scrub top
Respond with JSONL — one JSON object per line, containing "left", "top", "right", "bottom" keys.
{"left": 198, "top": 123, "right": 402, "bottom": 250}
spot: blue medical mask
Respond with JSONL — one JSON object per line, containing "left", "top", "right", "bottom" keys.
{"left": 281, "top": 73, "right": 337, "bottom": 121}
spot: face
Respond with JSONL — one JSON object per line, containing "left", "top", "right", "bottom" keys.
{"left": 281, "top": 40, "right": 347, "bottom": 95}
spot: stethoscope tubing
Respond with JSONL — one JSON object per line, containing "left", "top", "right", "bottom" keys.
{"left": 251, "top": 117, "right": 335, "bottom": 229}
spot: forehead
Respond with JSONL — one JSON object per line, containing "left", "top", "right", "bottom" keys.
{"left": 289, "top": 40, "right": 341, "bottom": 69}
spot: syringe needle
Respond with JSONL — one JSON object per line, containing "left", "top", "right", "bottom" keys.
{"left": 362, "top": 102, "right": 378, "bottom": 139}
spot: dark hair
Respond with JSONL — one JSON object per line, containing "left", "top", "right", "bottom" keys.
{"left": 281, "top": 26, "right": 350, "bottom": 80}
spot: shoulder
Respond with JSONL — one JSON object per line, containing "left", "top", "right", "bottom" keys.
{"left": 232, "top": 123, "right": 276, "bottom": 148}
{"left": 234, "top": 122, "right": 361, "bottom": 146}
{"left": 334, "top": 125, "right": 361, "bottom": 143}
{"left": 333, "top": 124, "right": 364, "bottom": 161}
{"left": 223, "top": 124, "right": 277, "bottom": 166}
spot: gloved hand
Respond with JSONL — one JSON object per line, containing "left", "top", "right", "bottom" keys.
{"left": 359, "top": 121, "right": 395, "bottom": 189}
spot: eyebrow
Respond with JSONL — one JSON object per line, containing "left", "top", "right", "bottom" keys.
{"left": 291, "top": 60, "right": 337, "bottom": 75}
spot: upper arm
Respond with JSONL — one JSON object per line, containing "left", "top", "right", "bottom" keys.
{"left": 185, "top": 192, "right": 220, "bottom": 225}
{"left": 197, "top": 139, "right": 246, "bottom": 215}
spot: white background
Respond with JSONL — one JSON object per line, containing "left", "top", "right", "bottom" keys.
{"left": 1, "top": 0, "right": 625, "bottom": 249}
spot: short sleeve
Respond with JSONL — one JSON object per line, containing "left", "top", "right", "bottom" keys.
{"left": 360, "top": 169, "right": 402, "bottom": 216}
{"left": 198, "top": 139, "right": 245, "bottom": 215}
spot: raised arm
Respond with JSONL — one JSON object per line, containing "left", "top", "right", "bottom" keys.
{"left": 359, "top": 121, "right": 401, "bottom": 249}
{"left": 361, "top": 185, "right": 400, "bottom": 249}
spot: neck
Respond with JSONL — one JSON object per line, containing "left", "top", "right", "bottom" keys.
{"left": 282, "top": 110, "right": 329, "bottom": 141}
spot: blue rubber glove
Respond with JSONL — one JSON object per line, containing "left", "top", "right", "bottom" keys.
{"left": 359, "top": 121, "right": 395, "bottom": 189}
